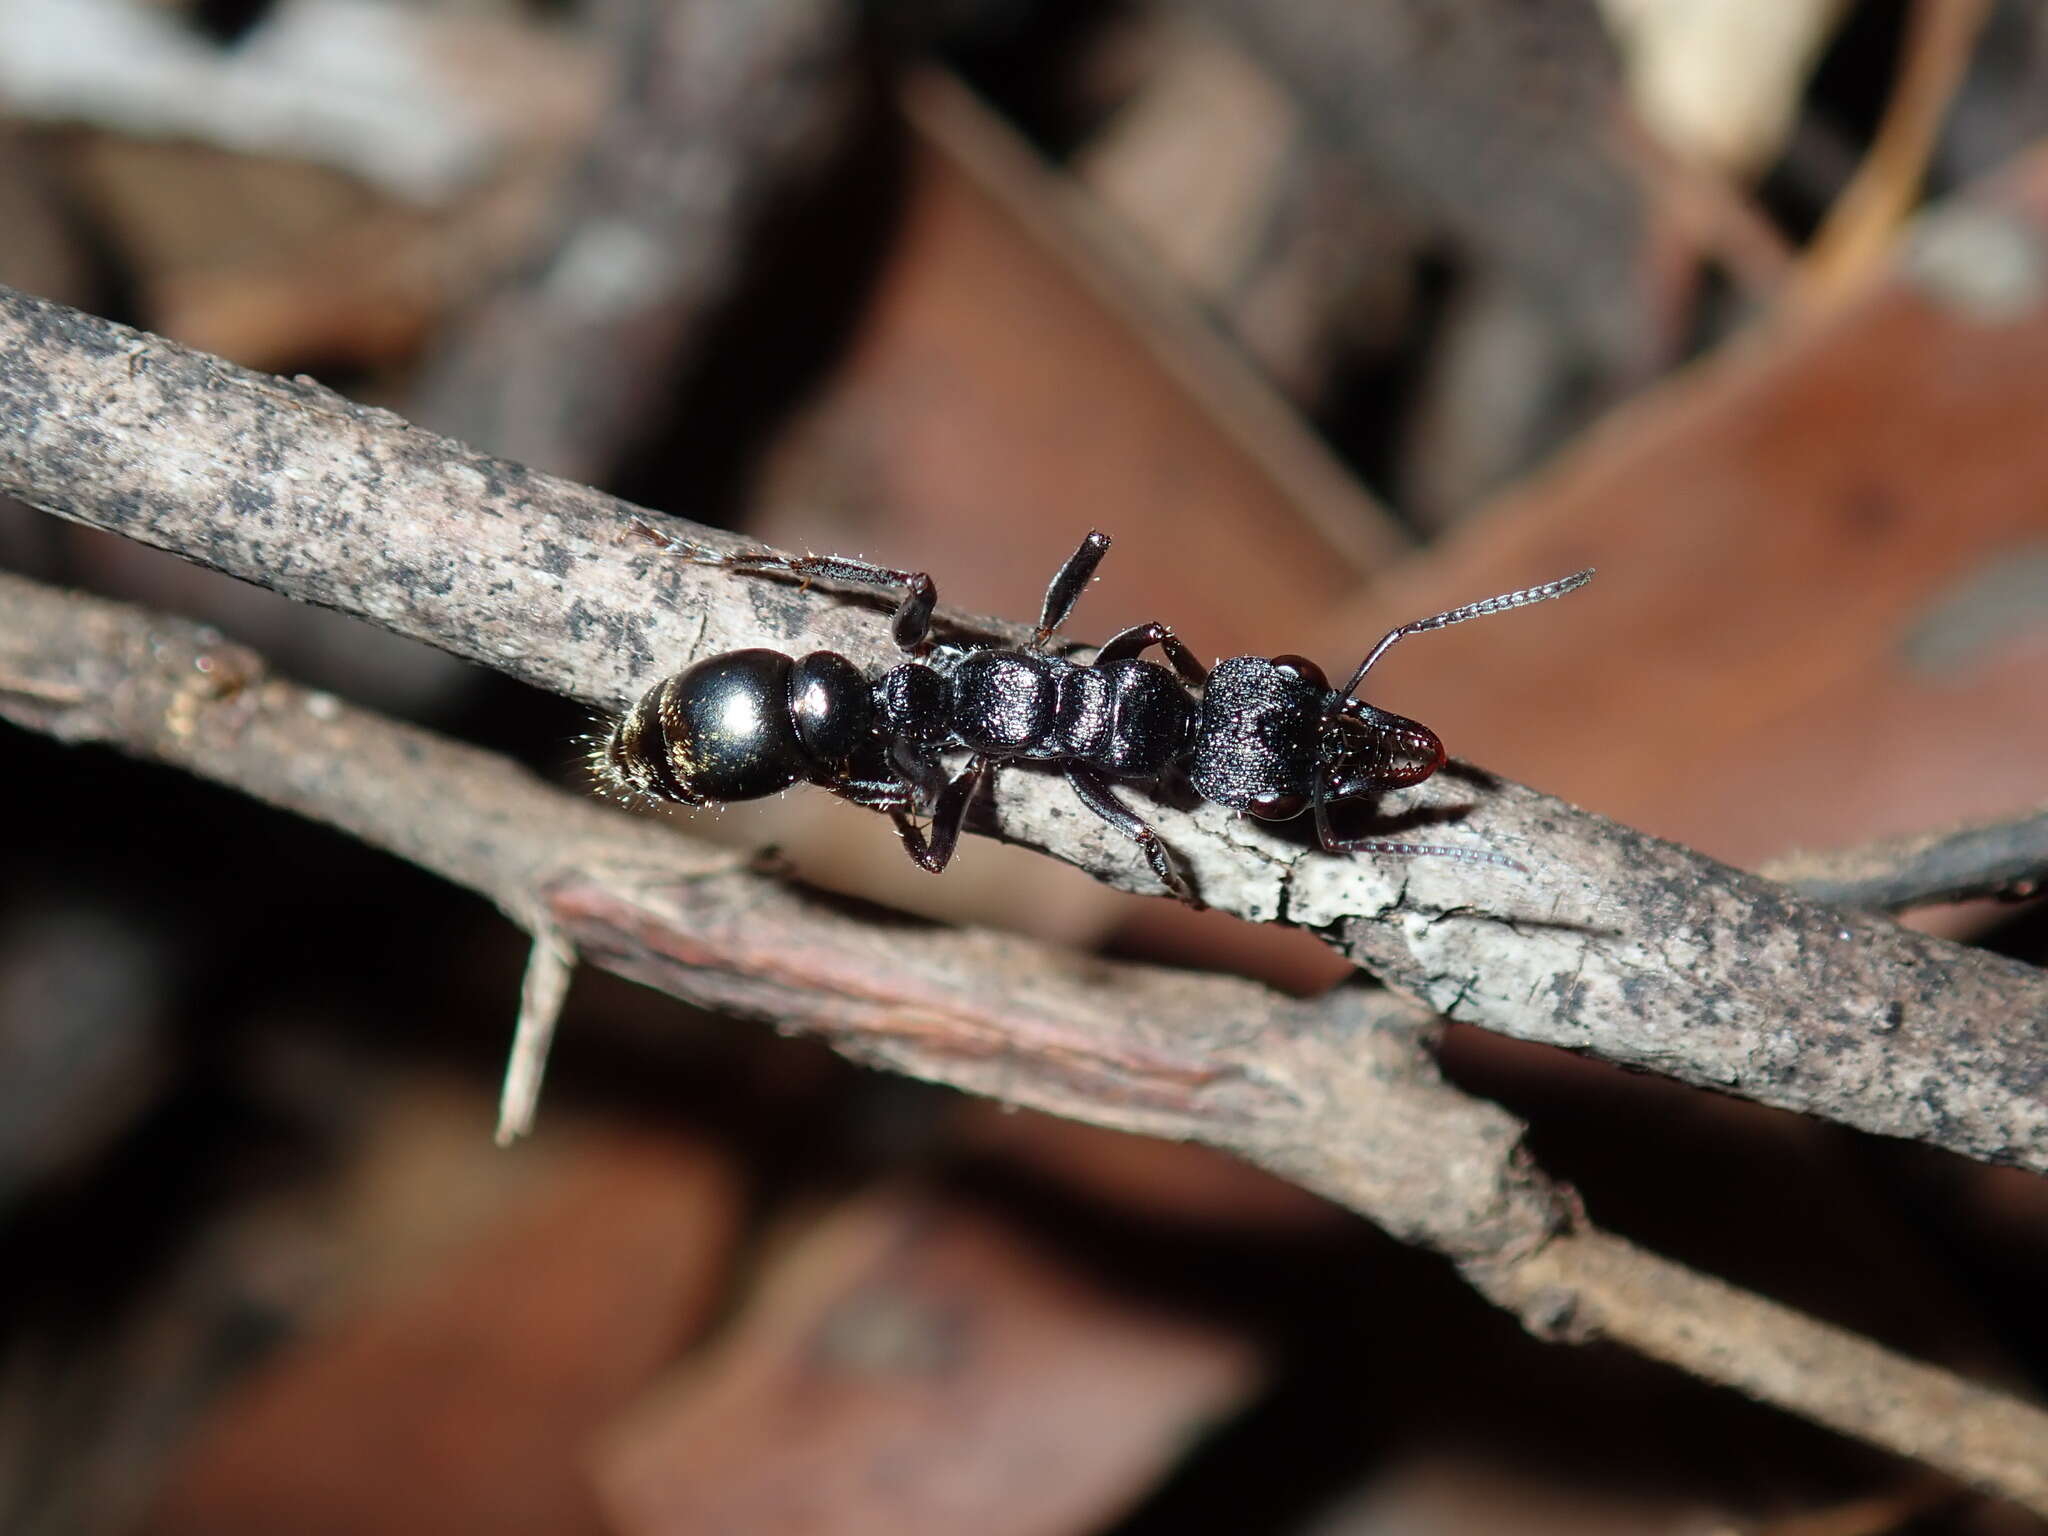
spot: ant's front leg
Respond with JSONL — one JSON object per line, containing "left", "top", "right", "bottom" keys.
{"left": 1095, "top": 621, "right": 1208, "bottom": 686}
{"left": 630, "top": 520, "right": 939, "bottom": 653}
{"left": 891, "top": 757, "right": 989, "bottom": 873}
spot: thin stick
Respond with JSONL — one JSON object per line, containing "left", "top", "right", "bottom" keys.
{"left": 1767, "top": 806, "right": 2048, "bottom": 913}
{"left": 1796, "top": 0, "right": 1996, "bottom": 308}
{"left": 498, "top": 923, "right": 577, "bottom": 1145}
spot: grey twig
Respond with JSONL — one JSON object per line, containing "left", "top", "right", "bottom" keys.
{"left": 1768, "top": 807, "right": 2048, "bottom": 912}
{"left": 1, "top": 282, "right": 2046, "bottom": 1175}
{"left": 4, "top": 570, "right": 2047, "bottom": 1513}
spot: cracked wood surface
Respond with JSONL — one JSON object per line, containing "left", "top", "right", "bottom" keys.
{"left": 1, "top": 283, "right": 2045, "bottom": 1174}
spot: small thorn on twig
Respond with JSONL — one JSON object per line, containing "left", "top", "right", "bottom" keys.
{"left": 496, "top": 921, "right": 577, "bottom": 1145}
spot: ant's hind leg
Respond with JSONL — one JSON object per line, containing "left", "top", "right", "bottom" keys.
{"left": 1065, "top": 767, "right": 1197, "bottom": 905}
{"left": 1031, "top": 531, "right": 1112, "bottom": 650}
{"left": 1095, "top": 622, "right": 1207, "bottom": 686}
{"left": 892, "top": 757, "right": 989, "bottom": 873}
{"left": 629, "top": 520, "right": 938, "bottom": 652}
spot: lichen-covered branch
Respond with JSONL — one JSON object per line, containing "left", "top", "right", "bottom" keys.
{"left": 1, "top": 283, "right": 2045, "bottom": 1176}
{"left": 4, "top": 570, "right": 2047, "bottom": 1513}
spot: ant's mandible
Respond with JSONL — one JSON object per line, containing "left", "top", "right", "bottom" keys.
{"left": 597, "top": 524, "right": 1591, "bottom": 904}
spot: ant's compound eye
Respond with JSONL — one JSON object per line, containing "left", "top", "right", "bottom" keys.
{"left": 1247, "top": 791, "right": 1308, "bottom": 821}
{"left": 1269, "top": 655, "right": 1328, "bottom": 690}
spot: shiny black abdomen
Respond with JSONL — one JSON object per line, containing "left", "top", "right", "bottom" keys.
{"left": 608, "top": 646, "right": 879, "bottom": 805}
{"left": 619, "top": 648, "right": 805, "bottom": 804}
{"left": 789, "top": 651, "right": 873, "bottom": 769}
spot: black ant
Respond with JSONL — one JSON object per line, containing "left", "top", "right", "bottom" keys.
{"left": 598, "top": 524, "right": 1591, "bottom": 903}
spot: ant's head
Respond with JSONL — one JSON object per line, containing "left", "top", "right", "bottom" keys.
{"left": 1214, "top": 655, "right": 1445, "bottom": 820}
{"left": 1318, "top": 699, "right": 1445, "bottom": 805}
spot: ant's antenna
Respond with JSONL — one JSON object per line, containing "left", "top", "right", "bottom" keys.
{"left": 1334, "top": 569, "right": 1594, "bottom": 704}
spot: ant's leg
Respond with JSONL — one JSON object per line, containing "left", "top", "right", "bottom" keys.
{"left": 1031, "top": 531, "right": 1112, "bottom": 650}
{"left": 1065, "top": 767, "right": 1197, "bottom": 904}
{"left": 1311, "top": 790, "right": 1527, "bottom": 873}
{"left": 882, "top": 738, "right": 952, "bottom": 816}
{"left": 891, "top": 757, "right": 988, "bottom": 873}
{"left": 631, "top": 520, "right": 937, "bottom": 652}
{"left": 832, "top": 777, "right": 915, "bottom": 812}
{"left": 1095, "top": 622, "right": 1207, "bottom": 686}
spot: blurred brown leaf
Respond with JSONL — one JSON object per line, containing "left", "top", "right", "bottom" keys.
{"left": 146, "top": 1122, "right": 740, "bottom": 1536}
{"left": 594, "top": 1191, "right": 1262, "bottom": 1536}
{"left": 1308, "top": 149, "right": 2048, "bottom": 872}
